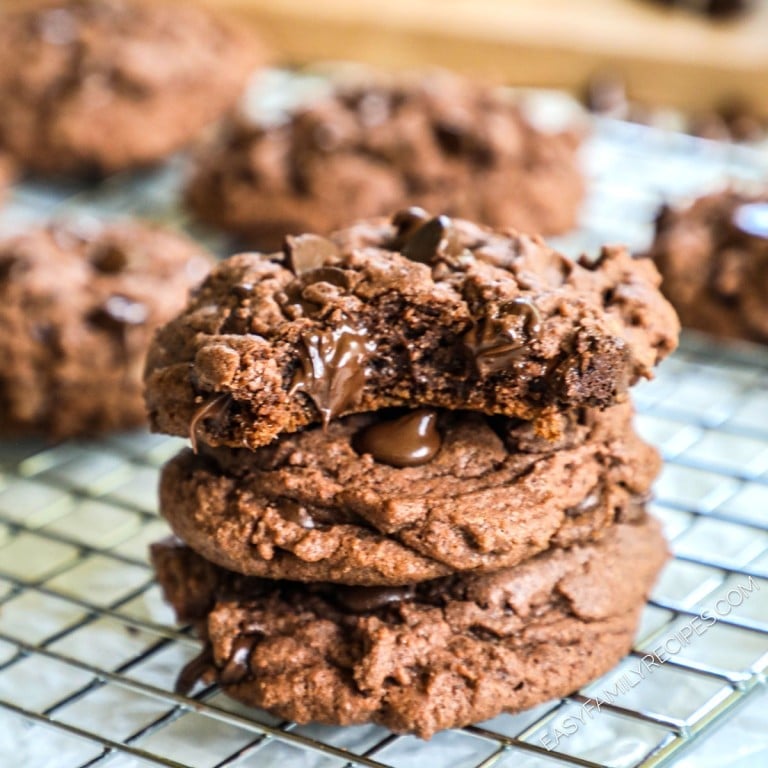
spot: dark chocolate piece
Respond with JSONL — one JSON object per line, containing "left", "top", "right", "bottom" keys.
{"left": 354, "top": 409, "right": 441, "bottom": 468}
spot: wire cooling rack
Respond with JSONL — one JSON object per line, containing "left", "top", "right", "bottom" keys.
{"left": 1, "top": 85, "right": 767, "bottom": 767}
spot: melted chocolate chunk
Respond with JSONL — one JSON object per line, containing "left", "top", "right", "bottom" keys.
{"left": 334, "top": 584, "right": 416, "bottom": 613}
{"left": 732, "top": 203, "right": 768, "bottom": 241}
{"left": 290, "top": 323, "right": 375, "bottom": 426}
{"left": 175, "top": 645, "right": 215, "bottom": 695}
{"left": 354, "top": 409, "right": 441, "bottom": 468}
{"left": 189, "top": 394, "right": 231, "bottom": 452}
{"left": 284, "top": 234, "right": 340, "bottom": 275}
{"left": 463, "top": 297, "right": 543, "bottom": 375}
{"left": 219, "top": 635, "right": 258, "bottom": 685}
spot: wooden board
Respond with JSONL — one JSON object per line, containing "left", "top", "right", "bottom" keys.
{"left": 6, "top": 0, "right": 768, "bottom": 114}
{"left": 194, "top": 0, "right": 768, "bottom": 115}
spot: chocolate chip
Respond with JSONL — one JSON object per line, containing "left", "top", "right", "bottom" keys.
{"left": 219, "top": 635, "right": 258, "bottom": 685}
{"left": 189, "top": 394, "right": 231, "bottom": 453}
{"left": 284, "top": 234, "right": 339, "bottom": 276}
{"left": 463, "top": 297, "right": 543, "bottom": 375}
{"left": 88, "top": 295, "right": 148, "bottom": 332}
{"left": 402, "top": 215, "right": 451, "bottom": 264}
{"left": 89, "top": 243, "right": 128, "bottom": 273}
{"left": 434, "top": 122, "right": 465, "bottom": 155}
{"left": 334, "top": 584, "right": 416, "bottom": 613}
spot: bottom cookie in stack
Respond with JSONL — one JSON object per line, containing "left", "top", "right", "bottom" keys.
{"left": 152, "top": 515, "right": 667, "bottom": 738}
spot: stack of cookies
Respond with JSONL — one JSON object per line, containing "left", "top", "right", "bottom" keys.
{"left": 148, "top": 210, "right": 679, "bottom": 737}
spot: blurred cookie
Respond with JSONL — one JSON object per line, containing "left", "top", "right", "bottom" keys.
{"left": 151, "top": 515, "right": 668, "bottom": 737}
{"left": 0, "top": 221, "right": 211, "bottom": 437}
{"left": 649, "top": 190, "right": 768, "bottom": 343}
{"left": 0, "top": 149, "right": 16, "bottom": 200}
{"left": 186, "top": 71, "right": 585, "bottom": 249}
{"left": 159, "top": 403, "right": 659, "bottom": 585}
{"left": 0, "top": 0, "right": 264, "bottom": 175}
{"left": 144, "top": 212, "right": 679, "bottom": 451}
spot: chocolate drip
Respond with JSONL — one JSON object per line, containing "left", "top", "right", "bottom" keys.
{"left": 219, "top": 635, "right": 258, "bottom": 685}
{"left": 284, "top": 234, "right": 340, "bottom": 275}
{"left": 731, "top": 202, "right": 768, "bottom": 241}
{"left": 334, "top": 584, "right": 416, "bottom": 613}
{"left": 175, "top": 645, "right": 215, "bottom": 695}
{"left": 463, "top": 297, "right": 542, "bottom": 375}
{"left": 290, "top": 323, "right": 374, "bottom": 427}
{"left": 278, "top": 499, "right": 316, "bottom": 529}
{"left": 354, "top": 409, "right": 441, "bottom": 468}
{"left": 189, "top": 394, "right": 231, "bottom": 453}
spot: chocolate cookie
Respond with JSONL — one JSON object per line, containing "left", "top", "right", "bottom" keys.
{"left": 0, "top": 221, "right": 211, "bottom": 438}
{"left": 649, "top": 191, "right": 768, "bottom": 344}
{"left": 0, "top": 149, "right": 15, "bottom": 201}
{"left": 159, "top": 403, "right": 659, "bottom": 585}
{"left": 151, "top": 515, "right": 668, "bottom": 738}
{"left": 145, "top": 212, "right": 680, "bottom": 450}
{"left": 0, "top": 0, "right": 263, "bottom": 175}
{"left": 185, "top": 71, "right": 585, "bottom": 249}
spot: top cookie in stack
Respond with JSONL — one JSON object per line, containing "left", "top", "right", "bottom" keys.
{"left": 145, "top": 210, "right": 678, "bottom": 449}
{"left": 147, "top": 210, "right": 678, "bottom": 736}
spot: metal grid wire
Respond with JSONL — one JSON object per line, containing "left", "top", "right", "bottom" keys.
{"left": 1, "top": 95, "right": 768, "bottom": 767}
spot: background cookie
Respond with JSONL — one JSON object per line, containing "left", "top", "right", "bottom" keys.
{"left": 0, "top": 221, "right": 211, "bottom": 438}
{"left": 0, "top": 0, "right": 264, "bottom": 175}
{"left": 186, "top": 71, "right": 585, "bottom": 249}
{"left": 0, "top": 148, "right": 15, "bottom": 201}
{"left": 145, "top": 213, "right": 680, "bottom": 451}
{"left": 159, "top": 403, "right": 659, "bottom": 584}
{"left": 152, "top": 516, "right": 668, "bottom": 738}
{"left": 649, "top": 190, "right": 768, "bottom": 344}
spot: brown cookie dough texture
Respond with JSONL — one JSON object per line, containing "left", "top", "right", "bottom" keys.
{"left": 0, "top": 149, "right": 16, "bottom": 201}
{"left": 649, "top": 190, "right": 768, "bottom": 344}
{"left": 185, "top": 71, "right": 585, "bottom": 249}
{"left": 160, "top": 403, "right": 660, "bottom": 585}
{"left": 151, "top": 516, "right": 668, "bottom": 738}
{"left": 0, "top": 0, "right": 264, "bottom": 175}
{"left": 144, "top": 213, "right": 680, "bottom": 451}
{"left": 0, "top": 221, "right": 211, "bottom": 438}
